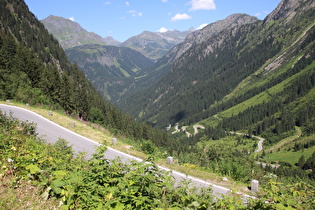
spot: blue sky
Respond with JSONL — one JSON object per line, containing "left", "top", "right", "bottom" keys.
{"left": 24, "top": 0, "right": 282, "bottom": 42}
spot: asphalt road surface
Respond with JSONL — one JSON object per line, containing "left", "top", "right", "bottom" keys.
{"left": 0, "top": 104, "right": 241, "bottom": 198}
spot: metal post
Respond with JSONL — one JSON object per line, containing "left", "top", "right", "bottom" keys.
{"left": 251, "top": 180, "right": 259, "bottom": 193}
{"left": 112, "top": 138, "right": 117, "bottom": 145}
{"left": 166, "top": 157, "right": 173, "bottom": 164}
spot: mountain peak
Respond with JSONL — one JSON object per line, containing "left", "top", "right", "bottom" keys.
{"left": 120, "top": 29, "right": 192, "bottom": 60}
{"left": 41, "top": 15, "right": 107, "bottom": 49}
{"left": 165, "top": 13, "right": 258, "bottom": 63}
{"left": 103, "top": 36, "right": 121, "bottom": 46}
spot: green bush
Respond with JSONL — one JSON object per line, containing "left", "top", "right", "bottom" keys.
{"left": 1, "top": 112, "right": 315, "bottom": 209}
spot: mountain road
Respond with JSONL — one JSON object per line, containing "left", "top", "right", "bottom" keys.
{"left": 0, "top": 104, "right": 241, "bottom": 198}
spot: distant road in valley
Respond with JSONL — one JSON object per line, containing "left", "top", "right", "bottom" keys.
{"left": 0, "top": 104, "right": 240, "bottom": 198}
{"left": 230, "top": 132, "right": 265, "bottom": 153}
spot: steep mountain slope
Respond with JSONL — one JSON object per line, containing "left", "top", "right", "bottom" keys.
{"left": 41, "top": 16, "right": 154, "bottom": 102}
{"left": 120, "top": 29, "right": 193, "bottom": 60}
{"left": 115, "top": 14, "right": 259, "bottom": 104}
{"left": 120, "top": 0, "right": 315, "bottom": 134}
{"left": 118, "top": 13, "right": 260, "bottom": 122}
{"left": 65, "top": 44, "right": 154, "bottom": 101}
{"left": 166, "top": 14, "right": 259, "bottom": 63}
{"left": 41, "top": 15, "right": 107, "bottom": 49}
{"left": 0, "top": 0, "right": 168, "bottom": 146}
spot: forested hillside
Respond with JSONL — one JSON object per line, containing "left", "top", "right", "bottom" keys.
{"left": 115, "top": 0, "right": 315, "bottom": 185}
{"left": 121, "top": 0, "right": 315, "bottom": 132}
{"left": 65, "top": 44, "right": 154, "bottom": 102}
{"left": 0, "top": 0, "right": 168, "bottom": 146}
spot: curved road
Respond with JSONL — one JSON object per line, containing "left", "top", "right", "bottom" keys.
{"left": 231, "top": 132, "right": 265, "bottom": 153}
{"left": 0, "top": 104, "right": 252, "bottom": 199}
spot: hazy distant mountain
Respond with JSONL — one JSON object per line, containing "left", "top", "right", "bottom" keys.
{"left": 41, "top": 15, "right": 107, "bottom": 49}
{"left": 120, "top": 29, "right": 194, "bottom": 60}
{"left": 103, "top": 36, "right": 121, "bottom": 46}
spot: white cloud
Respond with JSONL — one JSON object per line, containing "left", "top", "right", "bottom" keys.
{"left": 103, "top": 1, "right": 111, "bottom": 5}
{"left": 126, "top": 1, "right": 130, "bottom": 6}
{"left": 158, "top": 27, "right": 168, "bottom": 33}
{"left": 162, "top": 0, "right": 168, "bottom": 2}
{"left": 68, "top": 17, "right": 75, "bottom": 22}
{"left": 128, "top": 10, "right": 143, "bottom": 17}
{"left": 171, "top": 13, "right": 192, "bottom": 21}
{"left": 197, "top": 23, "right": 208, "bottom": 30}
{"left": 189, "top": 0, "right": 216, "bottom": 11}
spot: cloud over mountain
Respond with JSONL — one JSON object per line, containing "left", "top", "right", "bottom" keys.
{"left": 171, "top": 13, "right": 191, "bottom": 21}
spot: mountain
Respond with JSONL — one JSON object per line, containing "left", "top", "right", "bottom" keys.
{"left": 41, "top": 15, "right": 107, "bottom": 49}
{"left": 114, "top": 14, "right": 258, "bottom": 109}
{"left": 103, "top": 36, "right": 121, "bottom": 46}
{"left": 0, "top": 0, "right": 168, "bottom": 146}
{"left": 65, "top": 44, "right": 154, "bottom": 101}
{"left": 41, "top": 15, "right": 155, "bottom": 102}
{"left": 119, "top": 0, "right": 315, "bottom": 138}
{"left": 164, "top": 14, "right": 259, "bottom": 64}
{"left": 117, "top": 13, "right": 260, "bottom": 120}
{"left": 120, "top": 29, "right": 193, "bottom": 60}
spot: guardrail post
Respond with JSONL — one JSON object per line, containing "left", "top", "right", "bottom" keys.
{"left": 112, "top": 138, "right": 117, "bottom": 145}
{"left": 251, "top": 180, "right": 259, "bottom": 192}
{"left": 166, "top": 157, "right": 173, "bottom": 164}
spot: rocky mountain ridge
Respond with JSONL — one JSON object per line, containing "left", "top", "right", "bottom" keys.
{"left": 41, "top": 15, "right": 193, "bottom": 60}
{"left": 119, "top": 29, "right": 193, "bottom": 60}
{"left": 162, "top": 13, "right": 259, "bottom": 65}
{"left": 41, "top": 15, "right": 107, "bottom": 49}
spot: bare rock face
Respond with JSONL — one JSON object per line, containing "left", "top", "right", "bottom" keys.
{"left": 264, "top": 0, "right": 315, "bottom": 23}
{"left": 165, "top": 14, "right": 259, "bottom": 63}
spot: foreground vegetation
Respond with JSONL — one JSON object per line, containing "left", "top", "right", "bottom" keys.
{"left": 1, "top": 110, "right": 315, "bottom": 209}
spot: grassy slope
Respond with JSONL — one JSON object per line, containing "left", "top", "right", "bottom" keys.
{"left": 196, "top": 21, "right": 315, "bottom": 166}
{"left": 203, "top": 19, "right": 315, "bottom": 123}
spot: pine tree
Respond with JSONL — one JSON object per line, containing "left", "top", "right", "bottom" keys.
{"left": 297, "top": 155, "right": 306, "bottom": 168}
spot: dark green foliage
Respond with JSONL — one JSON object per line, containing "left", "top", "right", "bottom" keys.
{"left": 302, "top": 152, "right": 315, "bottom": 171}
{"left": 2, "top": 113, "right": 314, "bottom": 209}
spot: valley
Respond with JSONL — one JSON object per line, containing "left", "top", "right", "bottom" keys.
{"left": 1, "top": 0, "right": 315, "bottom": 208}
